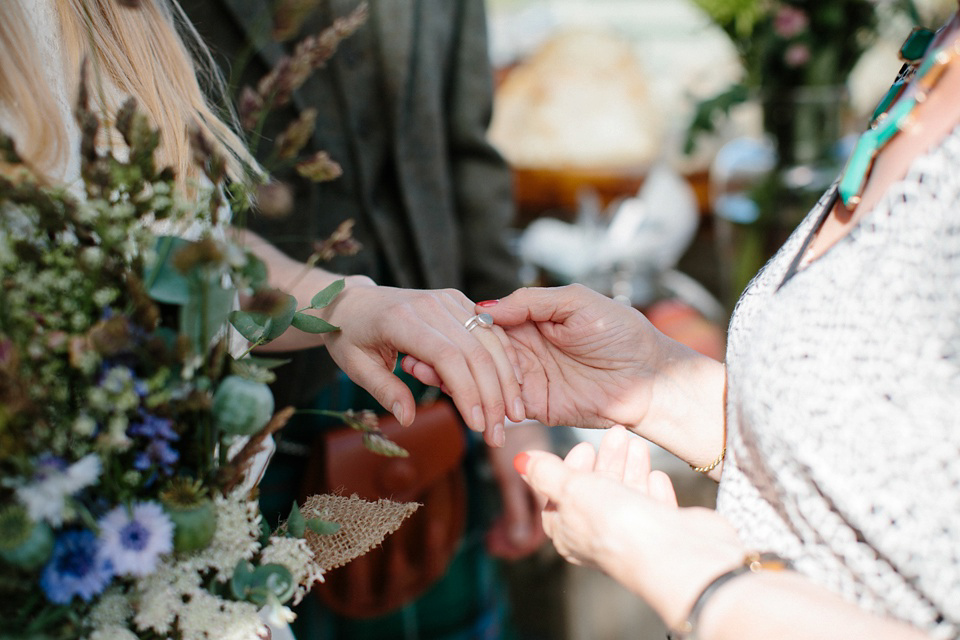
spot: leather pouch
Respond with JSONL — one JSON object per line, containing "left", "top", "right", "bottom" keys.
{"left": 301, "top": 398, "right": 467, "bottom": 618}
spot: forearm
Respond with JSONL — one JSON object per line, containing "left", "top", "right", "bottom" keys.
{"left": 637, "top": 333, "right": 727, "bottom": 480}
{"left": 234, "top": 228, "right": 375, "bottom": 352}
{"left": 599, "top": 508, "right": 928, "bottom": 640}
{"left": 695, "top": 569, "right": 929, "bottom": 640}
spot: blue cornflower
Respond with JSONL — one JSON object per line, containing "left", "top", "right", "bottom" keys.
{"left": 128, "top": 413, "right": 178, "bottom": 441}
{"left": 98, "top": 501, "right": 173, "bottom": 577}
{"left": 133, "top": 439, "right": 179, "bottom": 473}
{"left": 40, "top": 529, "right": 114, "bottom": 604}
{"left": 128, "top": 412, "right": 179, "bottom": 475}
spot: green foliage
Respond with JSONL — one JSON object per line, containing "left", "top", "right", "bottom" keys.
{"left": 686, "top": 0, "right": 921, "bottom": 153}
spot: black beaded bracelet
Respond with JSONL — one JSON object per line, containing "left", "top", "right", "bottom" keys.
{"left": 666, "top": 552, "right": 792, "bottom": 640}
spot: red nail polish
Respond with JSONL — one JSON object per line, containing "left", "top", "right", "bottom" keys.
{"left": 477, "top": 299, "right": 499, "bottom": 307}
{"left": 513, "top": 452, "right": 530, "bottom": 475}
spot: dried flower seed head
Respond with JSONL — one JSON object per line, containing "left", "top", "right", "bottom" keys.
{"left": 254, "top": 181, "right": 294, "bottom": 219}
{"left": 362, "top": 432, "right": 409, "bottom": 458}
{"left": 246, "top": 288, "right": 293, "bottom": 315}
{"left": 88, "top": 315, "right": 134, "bottom": 357}
{"left": 275, "top": 108, "right": 317, "bottom": 160}
{"left": 237, "top": 86, "right": 265, "bottom": 132}
{"left": 171, "top": 236, "right": 226, "bottom": 273}
{"left": 247, "top": 3, "right": 368, "bottom": 118}
{"left": 187, "top": 124, "right": 227, "bottom": 187}
{"left": 340, "top": 409, "right": 379, "bottom": 432}
{"left": 295, "top": 150, "right": 342, "bottom": 183}
{"left": 160, "top": 477, "right": 209, "bottom": 509}
{"left": 115, "top": 98, "right": 139, "bottom": 143}
{"left": 0, "top": 130, "right": 22, "bottom": 164}
{"left": 313, "top": 219, "right": 361, "bottom": 262}
{"left": 124, "top": 273, "right": 161, "bottom": 330}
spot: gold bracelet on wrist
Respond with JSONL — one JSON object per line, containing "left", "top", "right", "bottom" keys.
{"left": 689, "top": 447, "right": 725, "bottom": 474}
{"left": 666, "top": 552, "right": 792, "bottom": 640}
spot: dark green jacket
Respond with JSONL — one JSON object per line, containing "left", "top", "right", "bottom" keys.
{"left": 185, "top": 0, "right": 521, "bottom": 404}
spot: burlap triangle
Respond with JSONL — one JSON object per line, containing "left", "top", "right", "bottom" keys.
{"left": 299, "top": 493, "right": 419, "bottom": 571}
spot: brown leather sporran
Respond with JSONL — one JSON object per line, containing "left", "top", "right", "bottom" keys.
{"left": 300, "top": 399, "right": 467, "bottom": 618}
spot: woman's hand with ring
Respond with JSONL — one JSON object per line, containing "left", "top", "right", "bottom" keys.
{"left": 318, "top": 281, "right": 524, "bottom": 446}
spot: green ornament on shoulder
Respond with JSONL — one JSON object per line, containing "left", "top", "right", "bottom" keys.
{"left": 0, "top": 505, "right": 54, "bottom": 569}
{"left": 212, "top": 375, "right": 275, "bottom": 436}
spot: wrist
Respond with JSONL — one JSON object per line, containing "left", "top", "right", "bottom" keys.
{"left": 315, "top": 273, "right": 377, "bottom": 343}
{"left": 641, "top": 336, "right": 726, "bottom": 472}
{"left": 668, "top": 552, "right": 793, "bottom": 640}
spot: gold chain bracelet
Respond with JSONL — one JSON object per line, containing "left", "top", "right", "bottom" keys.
{"left": 689, "top": 447, "right": 725, "bottom": 474}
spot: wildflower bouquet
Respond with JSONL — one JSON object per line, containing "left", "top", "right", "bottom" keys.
{"left": 0, "top": 63, "right": 412, "bottom": 640}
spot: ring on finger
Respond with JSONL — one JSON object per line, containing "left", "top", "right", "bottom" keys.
{"left": 463, "top": 312, "right": 494, "bottom": 332}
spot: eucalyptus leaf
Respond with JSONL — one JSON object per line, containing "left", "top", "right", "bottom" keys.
{"left": 309, "top": 278, "right": 344, "bottom": 309}
{"left": 228, "top": 291, "right": 296, "bottom": 344}
{"left": 240, "top": 251, "right": 268, "bottom": 290}
{"left": 287, "top": 501, "right": 306, "bottom": 538}
{"left": 290, "top": 312, "right": 339, "bottom": 334}
{"left": 230, "top": 560, "right": 256, "bottom": 600}
{"left": 144, "top": 236, "right": 191, "bottom": 304}
{"left": 228, "top": 310, "right": 269, "bottom": 344}
{"left": 246, "top": 564, "right": 296, "bottom": 606}
{"left": 264, "top": 291, "right": 297, "bottom": 341}
{"left": 306, "top": 517, "right": 341, "bottom": 535}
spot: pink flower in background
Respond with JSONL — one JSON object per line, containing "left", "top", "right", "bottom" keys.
{"left": 784, "top": 42, "right": 812, "bottom": 67}
{"left": 774, "top": 5, "right": 810, "bottom": 38}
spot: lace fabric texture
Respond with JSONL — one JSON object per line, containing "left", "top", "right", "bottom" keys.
{"left": 718, "top": 124, "right": 960, "bottom": 638}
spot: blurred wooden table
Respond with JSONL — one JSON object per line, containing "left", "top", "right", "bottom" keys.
{"left": 511, "top": 165, "right": 711, "bottom": 228}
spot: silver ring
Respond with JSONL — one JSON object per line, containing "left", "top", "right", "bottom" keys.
{"left": 463, "top": 312, "right": 494, "bottom": 332}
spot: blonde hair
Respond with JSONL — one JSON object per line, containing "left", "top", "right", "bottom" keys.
{"left": 0, "top": 0, "right": 254, "bottom": 188}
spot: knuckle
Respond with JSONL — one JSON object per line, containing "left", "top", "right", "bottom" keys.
{"left": 468, "top": 344, "right": 496, "bottom": 367}
{"left": 435, "top": 342, "right": 462, "bottom": 364}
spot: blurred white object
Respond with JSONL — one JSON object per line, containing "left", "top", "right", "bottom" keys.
{"left": 709, "top": 136, "right": 777, "bottom": 225}
{"left": 259, "top": 605, "right": 296, "bottom": 640}
{"left": 519, "top": 164, "right": 707, "bottom": 310}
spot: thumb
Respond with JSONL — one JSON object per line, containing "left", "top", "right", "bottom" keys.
{"left": 514, "top": 450, "right": 571, "bottom": 504}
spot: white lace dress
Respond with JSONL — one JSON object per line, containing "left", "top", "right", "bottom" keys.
{"left": 717, "top": 123, "right": 960, "bottom": 638}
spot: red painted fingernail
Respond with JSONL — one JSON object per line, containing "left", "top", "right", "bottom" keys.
{"left": 477, "top": 299, "right": 499, "bottom": 307}
{"left": 513, "top": 452, "right": 530, "bottom": 475}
